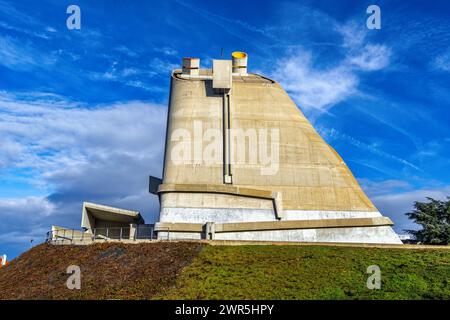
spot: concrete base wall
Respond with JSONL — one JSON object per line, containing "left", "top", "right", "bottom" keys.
{"left": 157, "top": 208, "right": 401, "bottom": 244}
{"left": 157, "top": 226, "right": 402, "bottom": 244}
{"left": 159, "top": 207, "right": 382, "bottom": 223}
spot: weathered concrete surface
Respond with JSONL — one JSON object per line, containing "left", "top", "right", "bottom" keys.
{"left": 160, "top": 208, "right": 382, "bottom": 224}
{"left": 157, "top": 227, "right": 401, "bottom": 244}
{"left": 161, "top": 71, "right": 377, "bottom": 212}
{"left": 155, "top": 216, "right": 400, "bottom": 244}
{"left": 157, "top": 58, "right": 401, "bottom": 244}
{"left": 213, "top": 227, "right": 400, "bottom": 244}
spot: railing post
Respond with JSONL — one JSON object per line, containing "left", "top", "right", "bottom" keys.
{"left": 120, "top": 228, "right": 123, "bottom": 241}
{"left": 93, "top": 228, "right": 96, "bottom": 241}
{"left": 106, "top": 228, "right": 109, "bottom": 241}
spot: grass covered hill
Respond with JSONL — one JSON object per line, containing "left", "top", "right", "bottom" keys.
{"left": 0, "top": 242, "right": 449, "bottom": 300}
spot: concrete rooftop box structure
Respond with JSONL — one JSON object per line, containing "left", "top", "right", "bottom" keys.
{"left": 154, "top": 52, "right": 402, "bottom": 244}
{"left": 81, "top": 202, "right": 144, "bottom": 238}
{"left": 212, "top": 59, "right": 232, "bottom": 91}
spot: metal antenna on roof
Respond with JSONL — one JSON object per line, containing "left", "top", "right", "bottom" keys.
{"left": 220, "top": 47, "right": 224, "bottom": 57}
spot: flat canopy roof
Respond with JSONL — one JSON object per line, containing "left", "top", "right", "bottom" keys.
{"left": 82, "top": 202, "right": 144, "bottom": 224}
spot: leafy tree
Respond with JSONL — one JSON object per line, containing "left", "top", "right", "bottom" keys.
{"left": 405, "top": 197, "right": 450, "bottom": 245}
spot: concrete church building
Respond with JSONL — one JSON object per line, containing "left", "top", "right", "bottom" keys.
{"left": 151, "top": 52, "right": 402, "bottom": 244}
{"left": 51, "top": 51, "right": 401, "bottom": 245}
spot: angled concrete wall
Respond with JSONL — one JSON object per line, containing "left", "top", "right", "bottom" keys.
{"left": 156, "top": 61, "right": 401, "bottom": 244}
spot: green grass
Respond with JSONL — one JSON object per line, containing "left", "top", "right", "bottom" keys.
{"left": 156, "top": 245, "right": 450, "bottom": 300}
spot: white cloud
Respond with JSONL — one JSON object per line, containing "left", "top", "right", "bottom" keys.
{"left": 338, "top": 23, "right": 391, "bottom": 71}
{"left": 347, "top": 44, "right": 391, "bottom": 71}
{"left": 370, "top": 185, "right": 450, "bottom": 232}
{"left": 338, "top": 22, "right": 366, "bottom": 49}
{"left": 0, "top": 34, "right": 60, "bottom": 71}
{"left": 359, "top": 178, "right": 413, "bottom": 197}
{"left": 271, "top": 23, "right": 391, "bottom": 113}
{"left": 0, "top": 196, "right": 56, "bottom": 247}
{"left": 0, "top": 197, "right": 55, "bottom": 218}
{"left": 0, "top": 92, "right": 167, "bottom": 250}
{"left": 273, "top": 49, "right": 358, "bottom": 111}
{"left": 358, "top": 178, "right": 450, "bottom": 232}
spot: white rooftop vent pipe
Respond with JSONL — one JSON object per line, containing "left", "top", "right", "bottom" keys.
{"left": 232, "top": 51, "right": 248, "bottom": 76}
{"left": 182, "top": 57, "right": 200, "bottom": 76}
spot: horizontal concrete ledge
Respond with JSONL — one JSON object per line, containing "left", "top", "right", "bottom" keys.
{"left": 217, "top": 217, "right": 393, "bottom": 232}
{"left": 155, "top": 217, "right": 394, "bottom": 233}
{"left": 158, "top": 183, "right": 275, "bottom": 199}
{"left": 83, "top": 202, "right": 140, "bottom": 217}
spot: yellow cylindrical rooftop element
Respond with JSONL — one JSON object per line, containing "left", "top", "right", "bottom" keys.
{"left": 182, "top": 57, "right": 200, "bottom": 76}
{"left": 232, "top": 51, "right": 248, "bottom": 75}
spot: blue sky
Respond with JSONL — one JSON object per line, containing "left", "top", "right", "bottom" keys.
{"left": 1, "top": 0, "right": 450, "bottom": 258}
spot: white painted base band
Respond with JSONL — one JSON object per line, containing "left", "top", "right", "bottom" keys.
{"left": 159, "top": 207, "right": 382, "bottom": 224}
{"left": 157, "top": 207, "right": 401, "bottom": 244}
{"left": 157, "top": 226, "right": 402, "bottom": 244}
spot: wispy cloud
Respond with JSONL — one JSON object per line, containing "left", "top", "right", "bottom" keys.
{"left": 271, "top": 22, "right": 392, "bottom": 113}
{"left": 433, "top": 50, "right": 450, "bottom": 71}
{"left": 0, "top": 21, "right": 51, "bottom": 39}
{"left": 320, "top": 127, "right": 421, "bottom": 171}
{"left": 45, "top": 26, "right": 57, "bottom": 33}
{"left": 0, "top": 35, "right": 53, "bottom": 70}
{"left": 346, "top": 44, "right": 391, "bottom": 71}
{"left": 273, "top": 49, "right": 358, "bottom": 112}
{"left": 154, "top": 46, "right": 179, "bottom": 57}
{"left": 0, "top": 0, "right": 40, "bottom": 26}
{"left": 88, "top": 58, "right": 176, "bottom": 92}
{"left": 173, "top": 0, "right": 269, "bottom": 48}
{"left": 0, "top": 1, "right": 58, "bottom": 41}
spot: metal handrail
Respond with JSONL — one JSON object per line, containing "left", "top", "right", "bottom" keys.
{"left": 46, "top": 225, "right": 162, "bottom": 244}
